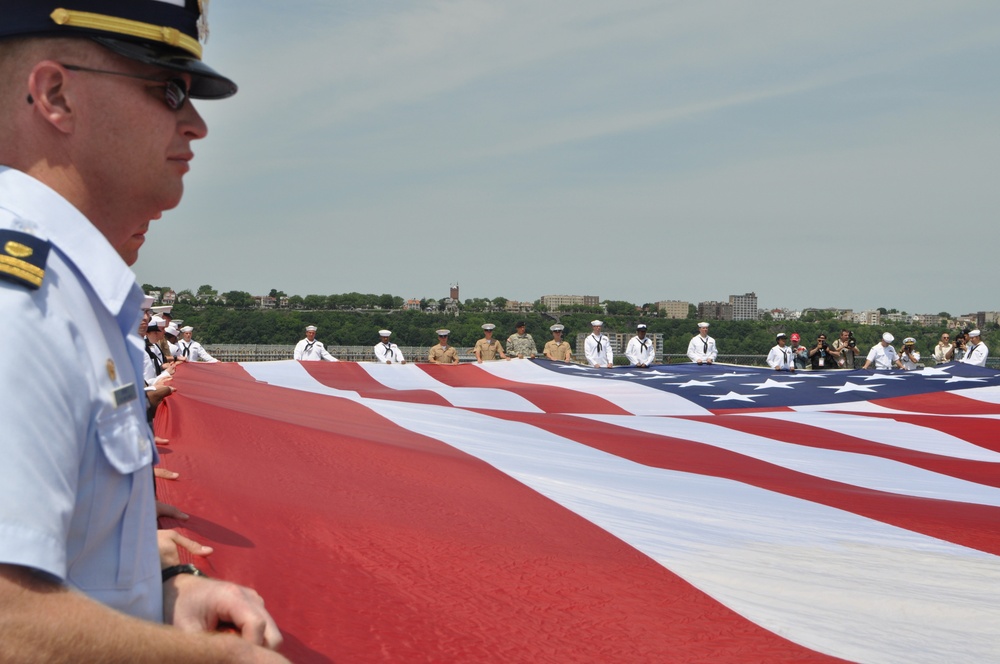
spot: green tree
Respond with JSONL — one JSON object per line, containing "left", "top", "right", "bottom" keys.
{"left": 196, "top": 284, "right": 216, "bottom": 297}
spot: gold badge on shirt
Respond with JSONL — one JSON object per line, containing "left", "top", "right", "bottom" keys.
{"left": 106, "top": 359, "right": 116, "bottom": 382}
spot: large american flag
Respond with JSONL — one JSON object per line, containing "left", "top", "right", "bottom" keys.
{"left": 155, "top": 359, "right": 1000, "bottom": 663}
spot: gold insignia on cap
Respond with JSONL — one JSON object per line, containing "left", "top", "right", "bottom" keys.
{"left": 106, "top": 359, "right": 117, "bottom": 382}
{"left": 4, "top": 241, "right": 32, "bottom": 258}
{"left": 50, "top": 8, "right": 203, "bottom": 59}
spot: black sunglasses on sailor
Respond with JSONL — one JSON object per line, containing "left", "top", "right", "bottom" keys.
{"left": 59, "top": 64, "right": 190, "bottom": 110}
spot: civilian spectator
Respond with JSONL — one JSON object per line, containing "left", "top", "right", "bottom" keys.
{"left": 933, "top": 332, "right": 955, "bottom": 364}
{"left": 832, "top": 329, "right": 860, "bottom": 369}
{"left": 808, "top": 333, "right": 840, "bottom": 370}
{"left": 790, "top": 333, "right": 809, "bottom": 370}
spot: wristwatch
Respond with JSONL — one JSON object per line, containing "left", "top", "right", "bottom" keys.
{"left": 162, "top": 563, "right": 207, "bottom": 583}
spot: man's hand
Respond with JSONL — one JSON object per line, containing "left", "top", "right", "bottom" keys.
{"left": 163, "top": 574, "right": 283, "bottom": 650}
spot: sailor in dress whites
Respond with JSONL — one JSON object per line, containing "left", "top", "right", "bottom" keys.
{"left": 584, "top": 320, "right": 613, "bottom": 368}
{"left": 374, "top": 329, "right": 406, "bottom": 364}
{"left": 766, "top": 333, "right": 795, "bottom": 371}
{"left": 294, "top": 325, "right": 339, "bottom": 361}
{"left": 177, "top": 326, "right": 218, "bottom": 363}
{"left": 961, "top": 330, "right": 989, "bottom": 367}
{"left": 625, "top": 323, "right": 655, "bottom": 368}
{"left": 686, "top": 322, "right": 718, "bottom": 365}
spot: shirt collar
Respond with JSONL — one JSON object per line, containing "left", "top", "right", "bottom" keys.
{"left": 0, "top": 167, "right": 141, "bottom": 320}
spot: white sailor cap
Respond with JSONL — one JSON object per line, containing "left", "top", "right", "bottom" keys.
{"left": 882, "top": 332, "right": 894, "bottom": 343}
{"left": 436, "top": 329, "right": 450, "bottom": 336}
{"left": 636, "top": 324, "right": 647, "bottom": 330}
{"left": 970, "top": 329, "right": 981, "bottom": 337}
{"left": 147, "top": 316, "right": 166, "bottom": 331}
{"left": 180, "top": 326, "right": 194, "bottom": 333}
{"left": 379, "top": 330, "right": 392, "bottom": 337}
{"left": 150, "top": 305, "right": 172, "bottom": 316}
{"left": 776, "top": 332, "right": 787, "bottom": 339}
{"left": 172, "top": 319, "right": 184, "bottom": 327}
{"left": 550, "top": 324, "right": 564, "bottom": 332}
{"left": 141, "top": 295, "right": 155, "bottom": 310}
{"left": 164, "top": 323, "right": 179, "bottom": 336}
{"left": 698, "top": 322, "right": 709, "bottom": 328}
{"left": 903, "top": 337, "right": 916, "bottom": 344}
{"left": 305, "top": 325, "right": 317, "bottom": 331}
{"left": 591, "top": 320, "right": 603, "bottom": 327}
{"left": 482, "top": 323, "right": 496, "bottom": 331}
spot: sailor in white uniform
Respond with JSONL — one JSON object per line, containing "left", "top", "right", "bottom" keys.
{"left": 584, "top": 320, "right": 613, "bottom": 368}
{"left": 374, "top": 329, "right": 406, "bottom": 364}
{"left": 294, "top": 325, "right": 339, "bottom": 361}
{"left": 686, "top": 322, "right": 718, "bottom": 365}
{"left": 625, "top": 324, "right": 655, "bottom": 367}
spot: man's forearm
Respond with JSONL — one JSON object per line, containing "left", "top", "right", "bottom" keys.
{"left": 0, "top": 565, "right": 284, "bottom": 664}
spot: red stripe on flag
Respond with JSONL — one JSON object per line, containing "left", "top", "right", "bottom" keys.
{"left": 842, "top": 410, "right": 1000, "bottom": 455}
{"left": 300, "top": 361, "right": 455, "bottom": 407}
{"left": 421, "top": 363, "right": 633, "bottom": 414}
{"left": 710, "top": 414, "right": 1000, "bottom": 488}
{"left": 482, "top": 409, "right": 1000, "bottom": 556}
{"left": 873, "top": 391, "right": 1000, "bottom": 415}
{"left": 155, "top": 364, "right": 839, "bottom": 663}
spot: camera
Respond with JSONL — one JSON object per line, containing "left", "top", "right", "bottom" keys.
{"left": 847, "top": 332, "right": 856, "bottom": 348}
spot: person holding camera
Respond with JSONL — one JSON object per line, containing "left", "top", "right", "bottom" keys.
{"left": 899, "top": 337, "right": 922, "bottom": 370}
{"left": 833, "top": 329, "right": 860, "bottom": 369}
{"left": 808, "top": 333, "right": 840, "bottom": 370}
{"left": 953, "top": 330, "right": 969, "bottom": 362}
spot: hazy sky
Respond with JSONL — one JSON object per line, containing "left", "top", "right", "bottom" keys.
{"left": 134, "top": 1, "right": 1000, "bottom": 316}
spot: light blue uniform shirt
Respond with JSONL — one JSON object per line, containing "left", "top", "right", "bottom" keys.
{"left": 0, "top": 167, "right": 162, "bottom": 621}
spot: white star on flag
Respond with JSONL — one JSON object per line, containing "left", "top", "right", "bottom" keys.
{"left": 702, "top": 391, "right": 762, "bottom": 402}
{"left": 819, "top": 382, "right": 884, "bottom": 394}
{"left": 742, "top": 379, "right": 802, "bottom": 391}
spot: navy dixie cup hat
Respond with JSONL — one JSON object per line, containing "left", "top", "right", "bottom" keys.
{"left": 0, "top": 0, "right": 237, "bottom": 99}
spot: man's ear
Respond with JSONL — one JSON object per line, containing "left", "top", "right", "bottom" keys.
{"left": 27, "top": 62, "right": 75, "bottom": 134}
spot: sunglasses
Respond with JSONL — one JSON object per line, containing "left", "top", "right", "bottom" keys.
{"left": 60, "top": 63, "right": 189, "bottom": 110}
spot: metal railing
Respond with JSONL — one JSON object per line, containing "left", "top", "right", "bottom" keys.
{"left": 203, "top": 346, "right": 999, "bottom": 369}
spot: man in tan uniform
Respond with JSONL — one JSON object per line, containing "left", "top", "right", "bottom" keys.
{"left": 543, "top": 324, "right": 573, "bottom": 362}
{"left": 474, "top": 324, "right": 508, "bottom": 362}
{"left": 429, "top": 329, "right": 460, "bottom": 364}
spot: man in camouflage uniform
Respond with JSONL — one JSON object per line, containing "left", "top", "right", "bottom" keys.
{"left": 506, "top": 321, "right": 537, "bottom": 359}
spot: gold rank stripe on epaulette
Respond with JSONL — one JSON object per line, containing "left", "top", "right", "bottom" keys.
{"left": 50, "top": 8, "right": 203, "bottom": 59}
{"left": 0, "top": 231, "right": 50, "bottom": 290}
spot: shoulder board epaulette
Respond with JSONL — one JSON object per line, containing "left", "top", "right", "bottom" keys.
{"left": 0, "top": 229, "right": 50, "bottom": 290}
